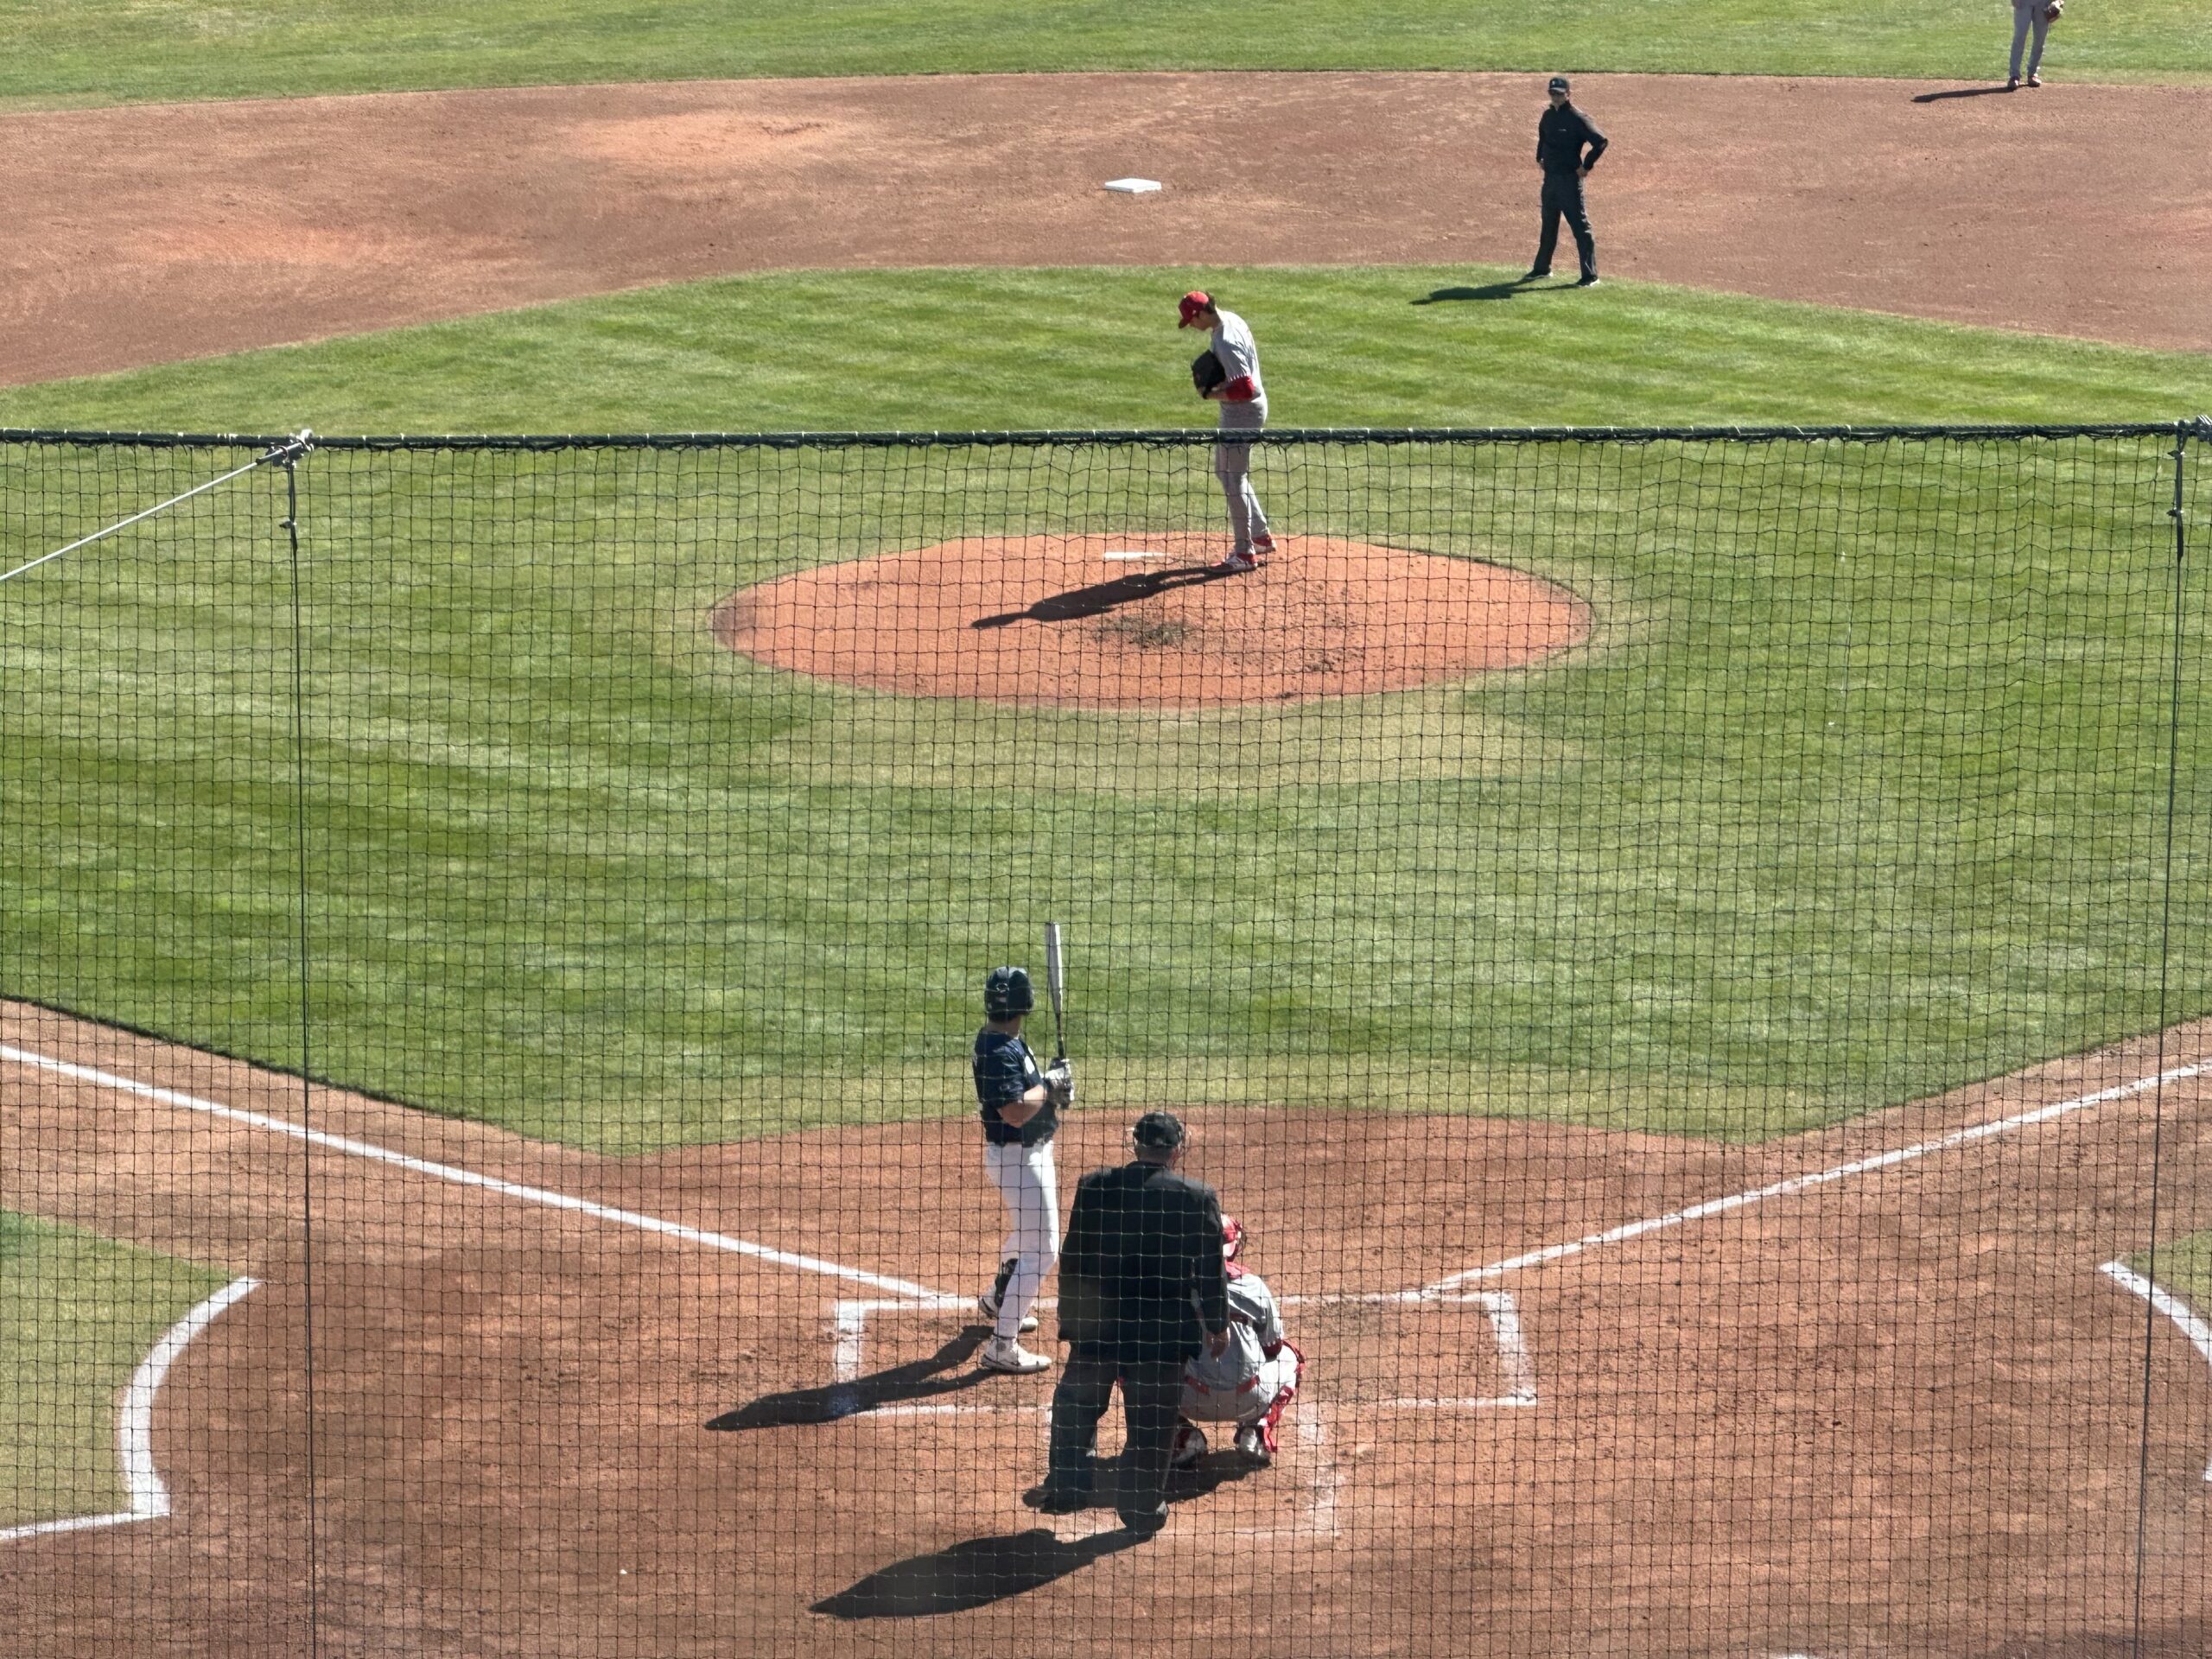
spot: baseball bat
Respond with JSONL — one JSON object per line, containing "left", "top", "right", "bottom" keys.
{"left": 1043, "top": 921, "right": 1067, "bottom": 1064}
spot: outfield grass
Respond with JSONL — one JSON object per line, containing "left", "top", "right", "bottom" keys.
{"left": 3, "top": 270, "right": 2207, "bottom": 1153}
{"left": 2, "top": 0, "right": 2207, "bottom": 110}
{"left": 0, "top": 1212, "right": 229, "bottom": 1531}
{"left": 3, "top": 266, "right": 2208, "bottom": 435}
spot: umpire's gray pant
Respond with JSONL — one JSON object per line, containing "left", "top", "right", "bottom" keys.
{"left": 2010, "top": 2, "right": 2050, "bottom": 79}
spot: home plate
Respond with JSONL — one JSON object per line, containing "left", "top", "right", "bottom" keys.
{"left": 1103, "top": 549, "right": 1167, "bottom": 560}
{"left": 1103, "top": 178, "right": 1163, "bottom": 194}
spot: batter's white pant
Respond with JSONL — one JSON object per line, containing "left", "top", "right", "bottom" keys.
{"left": 983, "top": 1138, "right": 1059, "bottom": 1340}
{"left": 2009, "top": 1, "right": 2050, "bottom": 79}
{"left": 1214, "top": 439, "right": 1270, "bottom": 556}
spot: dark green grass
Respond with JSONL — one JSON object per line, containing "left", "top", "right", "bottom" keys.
{"left": 3, "top": 410, "right": 2207, "bottom": 1150}
{"left": 3, "top": 0, "right": 2207, "bottom": 109}
{"left": 3, "top": 270, "right": 2208, "bottom": 1152}
{"left": 0, "top": 1212, "right": 229, "bottom": 1530}
{"left": 3, "top": 266, "right": 2208, "bottom": 435}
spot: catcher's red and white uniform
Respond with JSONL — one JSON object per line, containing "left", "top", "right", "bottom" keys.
{"left": 1178, "top": 1224, "right": 1301, "bottom": 1454}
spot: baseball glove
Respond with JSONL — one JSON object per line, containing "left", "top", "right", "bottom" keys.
{"left": 2044, "top": 0, "right": 2062, "bottom": 19}
{"left": 1191, "top": 348, "right": 1226, "bottom": 397}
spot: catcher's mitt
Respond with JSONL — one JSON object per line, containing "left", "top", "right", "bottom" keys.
{"left": 1191, "top": 348, "right": 1226, "bottom": 397}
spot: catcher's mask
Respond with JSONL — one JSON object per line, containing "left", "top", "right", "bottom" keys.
{"left": 983, "top": 964, "right": 1035, "bottom": 1019}
{"left": 1221, "top": 1217, "right": 1245, "bottom": 1262}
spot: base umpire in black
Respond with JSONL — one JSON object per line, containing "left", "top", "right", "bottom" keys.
{"left": 1523, "top": 74, "right": 1609, "bottom": 288}
{"left": 1024, "top": 1110, "right": 1230, "bottom": 1536}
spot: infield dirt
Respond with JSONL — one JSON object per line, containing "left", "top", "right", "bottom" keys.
{"left": 3, "top": 72, "right": 2210, "bottom": 385}
{"left": 3, "top": 1001, "right": 2209, "bottom": 1656}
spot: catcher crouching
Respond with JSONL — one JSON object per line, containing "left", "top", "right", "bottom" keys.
{"left": 1171, "top": 1216, "right": 1304, "bottom": 1468}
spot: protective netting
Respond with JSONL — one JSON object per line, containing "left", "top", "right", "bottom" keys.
{"left": 2, "top": 423, "right": 2206, "bottom": 1657}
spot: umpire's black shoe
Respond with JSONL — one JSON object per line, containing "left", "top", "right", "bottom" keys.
{"left": 1022, "top": 1484, "right": 1091, "bottom": 1516}
{"left": 1117, "top": 1503, "right": 1169, "bottom": 1537}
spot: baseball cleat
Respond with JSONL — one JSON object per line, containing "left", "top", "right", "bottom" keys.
{"left": 1249, "top": 533, "right": 1277, "bottom": 562}
{"left": 976, "top": 1294, "right": 1039, "bottom": 1334}
{"left": 1521, "top": 269, "right": 1548, "bottom": 283}
{"left": 1170, "top": 1422, "right": 1208, "bottom": 1469}
{"left": 2006, "top": 76, "right": 2021, "bottom": 89}
{"left": 2027, "top": 73, "right": 2042, "bottom": 86}
{"left": 1235, "top": 1424, "right": 1272, "bottom": 1465}
{"left": 1211, "top": 550, "right": 1261, "bottom": 575}
{"left": 980, "top": 1337, "right": 1052, "bottom": 1375}
{"left": 1575, "top": 275, "right": 1602, "bottom": 288}
{"left": 1022, "top": 1483, "right": 1090, "bottom": 1515}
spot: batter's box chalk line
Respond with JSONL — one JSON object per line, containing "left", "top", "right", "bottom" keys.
{"left": 824, "top": 1288, "right": 1536, "bottom": 1419}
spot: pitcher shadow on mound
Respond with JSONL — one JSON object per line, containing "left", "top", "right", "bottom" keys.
{"left": 812, "top": 1459, "right": 1256, "bottom": 1618}
{"left": 706, "top": 1326, "right": 993, "bottom": 1430}
{"left": 972, "top": 563, "right": 1228, "bottom": 631}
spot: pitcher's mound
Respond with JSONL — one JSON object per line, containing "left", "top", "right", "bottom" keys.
{"left": 715, "top": 533, "right": 1589, "bottom": 709}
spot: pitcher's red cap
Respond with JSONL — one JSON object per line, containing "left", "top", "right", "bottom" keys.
{"left": 1178, "top": 290, "right": 1212, "bottom": 327}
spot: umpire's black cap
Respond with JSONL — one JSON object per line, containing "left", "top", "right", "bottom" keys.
{"left": 1131, "top": 1110, "right": 1186, "bottom": 1152}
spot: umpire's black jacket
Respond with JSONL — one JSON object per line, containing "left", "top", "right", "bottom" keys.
{"left": 1536, "top": 102, "right": 1609, "bottom": 175}
{"left": 1055, "top": 1160, "right": 1230, "bottom": 1364}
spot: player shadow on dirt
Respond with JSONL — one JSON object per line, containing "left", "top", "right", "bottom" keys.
{"left": 705, "top": 1327, "right": 994, "bottom": 1430}
{"left": 1911, "top": 84, "right": 2019, "bottom": 101}
{"left": 971, "top": 564, "right": 1230, "bottom": 630}
{"left": 811, "top": 1457, "right": 1258, "bottom": 1618}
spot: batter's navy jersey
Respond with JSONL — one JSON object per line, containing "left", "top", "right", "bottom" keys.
{"left": 974, "top": 1027, "right": 1057, "bottom": 1147}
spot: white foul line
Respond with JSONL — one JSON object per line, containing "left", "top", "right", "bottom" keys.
{"left": 2099, "top": 1261, "right": 2212, "bottom": 1484}
{"left": 0, "top": 1276, "right": 260, "bottom": 1543}
{"left": 0, "top": 1044, "right": 949, "bottom": 1303}
{"left": 1428, "top": 1060, "right": 2208, "bottom": 1294}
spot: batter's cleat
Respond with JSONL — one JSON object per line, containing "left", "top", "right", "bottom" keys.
{"left": 2027, "top": 73, "right": 2042, "bottom": 86}
{"left": 1234, "top": 1424, "right": 1272, "bottom": 1465}
{"left": 1022, "top": 1483, "right": 1091, "bottom": 1515}
{"left": 2006, "top": 76, "right": 2021, "bottom": 89}
{"left": 1211, "top": 550, "right": 1261, "bottom": 575}
{"left": 976, "top": 1293, "right": 1039, "bottom": 1334}
{"left": 980, "top": 1337, "right": 1052, "bottom": 1375}
{"left": 1522, "top": 269, "right": 1549, "bottom": 283}
{"left": 1169, "top": 1421, "right": 1209, "bottom": 1470}
{"left": 1575, "top": 275, "right": 1602, "bottom": 288}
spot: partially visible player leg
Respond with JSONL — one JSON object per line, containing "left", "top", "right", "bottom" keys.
{"left": 995, "top": 1139, "right": 1058, "bottom": 1342}
{"left": 1236, "top": 1343, "right": 1305, "bottom": 1464}
{"left": 1213, "top": 442, "right": 1257, "bottom": 570}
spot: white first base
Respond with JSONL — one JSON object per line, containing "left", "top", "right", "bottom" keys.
{"left": 1103, "top": 177, "right": 1163, "bottom": 194}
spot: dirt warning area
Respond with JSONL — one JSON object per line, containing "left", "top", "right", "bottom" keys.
{"left": 4, "top": 72, "right": 2211, "bottom": 385}
{"left": 714, "top": 533, "right": 1590, "bottom": 707}
{"left": 3, "top": 999, "right": 2210, "bottom": 1656}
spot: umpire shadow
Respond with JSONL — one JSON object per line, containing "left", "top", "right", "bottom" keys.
{"left": 812, "top": 1456, "right": 1261, "bottom": 1618}
{"left": 706, "top": 1327, "right": 990, "bottom": 1429}
{"left": 971, "top": 563, "right": 1226, "bottom": 630}
{"left": 1911, "top": 84, "right": 2018, "bottom": 101}
{"left": 1413, "top": 280, "right": 1536, "bottom": 304}
{"left": 812, "top": 1527, "right": 1142, "bottom": 1618}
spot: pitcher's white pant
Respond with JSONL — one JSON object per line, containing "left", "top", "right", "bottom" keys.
{"left": 2009, "top": 0, "right": 2050, "bottom": 79}
{"left": 1214, "top": 441, "right": 1271, "bottom": 556}
{"left": 1180, "top": 1344, "right": 1300, "bottom": 1427}
{"left": 983, "top": 1138, "right": 1058, "bottom": 1341}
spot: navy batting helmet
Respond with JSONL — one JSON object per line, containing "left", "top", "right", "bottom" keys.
{"left": 984, "top": 965, "right": 1035, "bottom": 1019}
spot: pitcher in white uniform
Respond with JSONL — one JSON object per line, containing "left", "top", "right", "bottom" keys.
{"left": 1179, "top": 290, "right": 1277, "bottom": 575}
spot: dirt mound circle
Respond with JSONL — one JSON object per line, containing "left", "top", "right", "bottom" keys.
{"left": 713, "top": 533, "right": 1589, "bottom": 708}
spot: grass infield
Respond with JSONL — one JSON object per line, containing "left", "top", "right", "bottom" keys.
{"left": 3, "top": 268, "right": 2209, "bottom": 1154}
{"left": 3, "top": 264, "right": 2209, "bottom": 435}
{"left": 2133, "top": 1231, "right": 2212, "bottom": 1317}
{"left": 1, "top": 0, "right": 2207, "bottom": 110}
{"left": 0, "top": 1212, "right": 229, "bottom": 1531}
